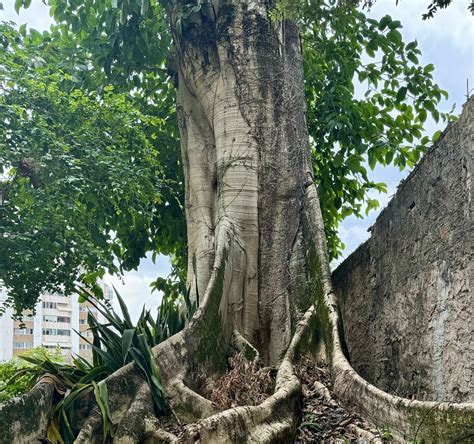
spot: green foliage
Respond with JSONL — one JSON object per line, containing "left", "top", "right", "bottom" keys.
{"left": 0, "top": 21, "right": 184, "bottom": 315}
{"left": 298, "top": 1, "right": 453, "bottom": 257}
{"left": 0, "top": 346, "right": 64, "bottom": 403}
{"left": 1, "top": 0, "right": 455, "bottom": 311}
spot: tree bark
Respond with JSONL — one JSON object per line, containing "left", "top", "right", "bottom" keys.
{"left": 173, "top": 0, "right": 314, "bottom": 365}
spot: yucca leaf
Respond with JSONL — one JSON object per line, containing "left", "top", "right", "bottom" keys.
{"left": 47, "top": 419, "right": 64, "bottom": 444}
{"left": 195, "top": 284, "right": 200, "bottom": 313}
{"left": 78, "top": 365, "right": 108, "bottom": 384}
{"left": 60, "top": 383, "right": 92, "bottom": 411}
{"left": 74, "top": 328, "right": 93, "bottom": 346}
{"left": 140, "top": 319, "right": 155, "bottom": 347}
{"left": 145, "top": 310, "right": 159, "bottom": 344}
{"left": 78, "top": 289, "right": 123, "bottom": 329}
{"left": 93, "top": 380, "right": 114, "bottom": 441}
{"left": 72, "top": 355, "right": 93, "bottom": 372}
{"left": 91, "top": 345, "right": 119, "bottom": 370}
{"left": 114, "top": 288, "right": 133, "bottom": 329}
{"left": 60, "top": 407, "right": 75, "bottom": 443}
{"left": 121, "top": 329, "right": 135, "bottom": 363}
{"left": 95, "top": 323, "right": 122, "bottom": 351}
{"left": 19, "top": 355, "right": 43, "bottom": 366}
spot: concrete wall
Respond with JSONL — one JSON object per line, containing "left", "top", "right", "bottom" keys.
{"left": 333, "top": 97, "right": 473, "bottom": 403}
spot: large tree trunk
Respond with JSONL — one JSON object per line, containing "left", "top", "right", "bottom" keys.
{"left": 78, "top": 3, "right": 326, "bottom": 440}
{"left": 174, "top": 0, "right": 313, "bottom": 365}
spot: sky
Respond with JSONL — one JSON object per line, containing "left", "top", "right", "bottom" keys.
{"left": 1, "top": 0, "right": 473, "bottom": 321}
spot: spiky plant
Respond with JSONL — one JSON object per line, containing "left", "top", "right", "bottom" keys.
{"left": 15, "top": 287, "right": 197, "bottom": 443}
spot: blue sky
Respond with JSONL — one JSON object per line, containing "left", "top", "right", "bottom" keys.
{"left": 1, "top": 1, "right": 473, "bottom": 321}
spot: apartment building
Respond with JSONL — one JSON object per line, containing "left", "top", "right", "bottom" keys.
{"left": 0, "top": 282, "right": 114, "bottom": 362}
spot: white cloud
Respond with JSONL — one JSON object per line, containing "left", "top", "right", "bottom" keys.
{"left": 0, "top": 1, "right": 53, "bottom": 31}
{"left": 105, "top": 253, "right": 171, "bottom": 323}
{"left": 368, "top": 1, "right": 473, "bottom": 54}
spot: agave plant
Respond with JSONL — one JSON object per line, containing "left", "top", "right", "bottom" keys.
{"left": 15, "top": 286, "right": 198, "bottom": 443}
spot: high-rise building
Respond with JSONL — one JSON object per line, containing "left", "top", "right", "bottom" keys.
{"left": 0, "top": 283, "right": 114, "bottom": 362}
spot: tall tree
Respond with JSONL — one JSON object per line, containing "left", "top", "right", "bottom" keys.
{"left": 0, "top": 1, "right": 465, "bottom": 442}
{"left": 0, "top": 0, "right": 450, "bottom": 311}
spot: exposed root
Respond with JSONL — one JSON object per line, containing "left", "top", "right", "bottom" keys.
{"left": 167, "top": 378, "right": 217, "bottom": 422}
{"left": 230, "top": 329, "right": 260, "bottom": 363}
{"left": 142, "top": 426, "right": 177, "bottom": 444}
{"left": 74, "top": 408, "right": 103, "bottom": 443}
{"left": 114, "top": 382, "right": 169, "bottom": 443}
{"left": 347, "top": 424, "right": 382, "bottom": 442}
{"left": 181, "top": 372, "right": 301, "bottom": 443}
{"left": 303, "top": 182, "right": 474, "bottom": 442}
{"left": 0, "top": 382, "right": 54, "bottom": 443}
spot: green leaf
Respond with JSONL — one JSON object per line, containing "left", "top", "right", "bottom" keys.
{"left": 116, "top": 290, "right": 134, "bottom": 329}
{"left": 14, "top": 0, "right": 22, "bottom": 14}
{"left": 387, "top": 29, "right": 402, "bottom": 44}
{"left": 121, "top": 329, "right": 135, "bottom": 363}
{"left": 424, "top": 63, "right": 435, "bottom": 73}
{"left": 93, "top": 381, "right": 114, "bottom": 440}
{"left": 388, "top": 20, "right": 401, "bottom": 30}
{"left": 432, "top": 130, "right": 442, "bottom": 142}
{"left": 418, "top": 108, "right": 427, "bottom": 123}
{"left": 378, "top": 15, "right": 391, "bottom": 31}
{"left": 407, "top": 52, "right": 419, "bottom": 64}
{"left": 396, "top": 86, "right": 407, "bottom": 102}
{"left": 365, "top": 198, "right": 380, "bottom": 216}
{"left": 368, "top": 150, "right": 376, "bottom": 170}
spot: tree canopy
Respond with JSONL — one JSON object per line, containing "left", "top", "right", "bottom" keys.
{"left": 0, "top": 0, "right": 454, "bottom": 315}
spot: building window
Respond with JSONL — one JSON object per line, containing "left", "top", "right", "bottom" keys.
{"left": 43, "top": 315, "right": 71, "bottom": 323}
{"left": 13, "top": 342, "right": 33, "bottom": 349}
{"left": 42, "top": 302, "right": 57, "bottom": 309}
{"left": 13, "top": 328, "right": 33, "bottom": 335}
{"left": 79, "top": 344, "right": 92, "bottom": 351}
{"left": 79, "top": 319, "right": 87, "bottom": 325}
{"left": 80, "top": 305, "right": 97, "bottom": 313}
{"left": 42, "top": 328, "right": 71, "bottom": 336}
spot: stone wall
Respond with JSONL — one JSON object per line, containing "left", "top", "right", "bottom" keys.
{"left": 332, "top": 97, "right": 473, "bottom": 402}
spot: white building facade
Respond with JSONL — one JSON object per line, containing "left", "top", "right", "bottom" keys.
{"left": 0, "top": 283, "right": 113, "bottom": 362}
